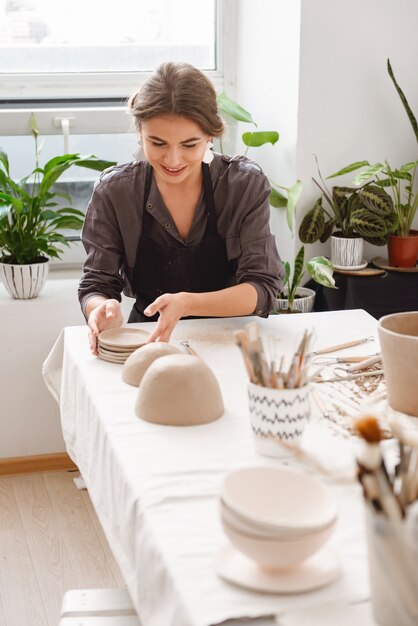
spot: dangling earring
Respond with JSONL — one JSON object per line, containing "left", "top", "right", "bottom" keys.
{"left": 133, "top": 139, "right": 143, "bottom": 161}
{"left": 202, "top": 141, "right": 214, "bottom": 164}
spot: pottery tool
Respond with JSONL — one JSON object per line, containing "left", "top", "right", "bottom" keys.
{"left": 314, "top": 369, "right": 384, "bottom": 383}
{"left": 346, "top": 354, "right": 382, "bottom": 373}
{"left": 311, "top": 354, "right": 380, "bottom": 365}
{"left": 308, "top": 336, "right": 375, "bottom": 356}
{"left": 180, "top": 339, "right": 200, "bottom": 358}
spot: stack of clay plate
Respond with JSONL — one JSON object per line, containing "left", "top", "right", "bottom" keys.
{"left": 97, "top": 328, "right": 151, "bottom": 364}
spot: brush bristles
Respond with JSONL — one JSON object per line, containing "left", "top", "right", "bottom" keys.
{"left": 355, "top": 415, "right": 383, "bottom": 443}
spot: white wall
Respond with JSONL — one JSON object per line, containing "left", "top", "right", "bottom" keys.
{"left": 296, "top": 0, "right": 418, "bottom": 261}
{"left": 235, "top": 0, "right": 301, "bottom": 265}
{"left": 0, "top": 273, "right": 133, "bottom": 458}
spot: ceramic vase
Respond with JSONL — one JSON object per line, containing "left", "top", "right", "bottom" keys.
{"left": 330, "top": 233, "right": 363, "bottom": 268}
{"left": 0, "top": 258, "right": 49, "bottom": 299}
{"left": 274, "top": 287, "right": 316, "bottom": 314}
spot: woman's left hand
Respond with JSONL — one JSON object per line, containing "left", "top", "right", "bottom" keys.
{"left": 144, "top": 292, "right": 191, "bottom": 342}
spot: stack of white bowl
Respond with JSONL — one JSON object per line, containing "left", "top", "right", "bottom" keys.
{"left": 220, "top": 466, "right": 338, "bottom": 570}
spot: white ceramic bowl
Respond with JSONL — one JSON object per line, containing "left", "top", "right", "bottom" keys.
{"left": 221, "top": 515, "right": 336, "bottom": 570}
{"left": 220, "top": 496, "right": 336, "bottom": 539}
{"left": 221, "top": 467, "right": 337, "bottom": 534}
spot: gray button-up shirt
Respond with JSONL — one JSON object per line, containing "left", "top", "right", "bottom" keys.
{"left": 79, "top": 153, "right": 284, "bottom": 317}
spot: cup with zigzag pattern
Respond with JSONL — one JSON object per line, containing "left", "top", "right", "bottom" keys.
{"left": 247, "top": 382, "right": 311, "bottom": 458}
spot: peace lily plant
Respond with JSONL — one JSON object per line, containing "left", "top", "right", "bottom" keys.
{"left": 0, "top": 115, "right": 115, "bottom": 298}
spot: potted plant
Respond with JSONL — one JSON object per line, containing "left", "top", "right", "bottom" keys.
{"left": 217, "top": 92, "right": 302, "bottom": 230}
{"left": 274, "top": 245, "right": 336, "bottom": 313}
{"left": 318, "top": 59, "right": 418, "bottom": 268}
{"left": 0, "top": 115, "right": 116, "bottom": 298}
{"left": 298, "top": 157, "right": 396, "bottom": 269}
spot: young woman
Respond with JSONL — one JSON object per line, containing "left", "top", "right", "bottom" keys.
{"left": 79, "top": 62, "right": 283, "bottom": 353}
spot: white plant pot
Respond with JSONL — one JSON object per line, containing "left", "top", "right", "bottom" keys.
{"left": 274, "top": 286, "right": 316, "bottom": 313}
{"left": 331, "top": 234, "right": 363, "bottom": 268}
{"left": 0, "top": 259, "right": 49, "bottom": 299}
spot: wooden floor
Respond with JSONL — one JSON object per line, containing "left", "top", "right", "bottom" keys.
{"left": 0, "top": 470, "right": 125, "bottom": 626}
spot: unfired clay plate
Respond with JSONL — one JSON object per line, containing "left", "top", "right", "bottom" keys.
{"left": 215, "top": 544, "right": 340, "bottom": 594}
{"left": 98, "top": 328, "right": 151, "bottom": 349}
{"left": 97, "top": 352, "right": 126, "bottom": 365}
{"left": 98, "top": 345, "right": 133, "bottom": 357}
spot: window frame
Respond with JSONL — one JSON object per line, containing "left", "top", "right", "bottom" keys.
{"left": 0, "top": 0, "right": 237, "bottom": 136}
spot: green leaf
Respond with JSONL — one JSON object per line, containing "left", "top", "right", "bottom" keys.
{"left": 217, "top": 92, "right": 256, "bottom": 125}
{"left": 352, "top": 163, "right": 385, "bottom": 185}
{"left": 387, "top": 58, "right": 418, "bottom": 143}
{"left": 30, "top": 113, "right": 39, "bottom": 139}
{"left": 73, "top": 157, "right": 116, "bottom": 172}
{"left": 40, "top": 210, "right": 60, "bottom": 221}
{"left": 242, "top": 131, "right": 279, "bottom": 147}
{"left": 327, "top": 161, "right": 370, "bottom": 179}
{"left": 47, "top": 216, "right": 84, "bottom": 230}
{"left": 399, "top": 161, "right": 418, "bottom": 172}
{"left": 0, "top": 192, "right": 23, "bottom": 212}
{"left": 0, "top": 148, "right": 10, "bottom": 175}
{"left": 290, "top": 245, "right": 305, "bottom": 295}
{"left": 298, "top": 199, "right": 326, "bottom": 243}
{"left": 269, "top": 187, "right": 287, "bottom": 208}
{"left": 306, "top": 256, "right": 336, "bottom": 289}
{"left": 56, "top": 207, "right": 85, "bottom": 217}
{"left": 43, "top": 153, "right": 81, "bottom": 173}
{"left": 282, "top": 261, "right": 291, "bottom": 286}
{"left": 286, "top": 180, "right": 302, "bottom": 231}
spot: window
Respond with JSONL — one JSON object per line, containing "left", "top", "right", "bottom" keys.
{"left": 0, "top": 0, "right": 236, "bottom": 268}
{"left": 0, "top": 0, "right": 233, "bottom": 102}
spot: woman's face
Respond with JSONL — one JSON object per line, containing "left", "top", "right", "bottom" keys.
{"left": 140, "top": 115, "right": 210, "bottom": 186}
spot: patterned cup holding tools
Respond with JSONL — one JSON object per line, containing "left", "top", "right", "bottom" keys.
{"left": 248, "top": 382, "right": 311, "bottom": 458}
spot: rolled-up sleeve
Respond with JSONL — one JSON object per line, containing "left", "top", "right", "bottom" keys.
{"left": 219, "top": 158, "right": 284, "bottom": 316}
{"left": 78, "top": 182, "right": 125, "bottom": 317}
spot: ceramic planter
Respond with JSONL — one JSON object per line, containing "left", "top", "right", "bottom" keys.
{"left": 387, "top": 232, "right": 418, "bottom": 268}
{"left": 274, "top": 287, "right": 316, "bottom": 314}
{"left": 330, "top": 233, "right": 363, "bottom": 268}
{"left": 0, "top": 258, "right": 49, "bottom": 299}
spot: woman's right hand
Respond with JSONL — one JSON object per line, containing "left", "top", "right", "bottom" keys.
{"left": 87, "top": 298, "right": 124, "bottom": 355}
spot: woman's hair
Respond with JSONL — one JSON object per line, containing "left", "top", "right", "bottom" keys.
{"left": 128, "top": 62, "right": 224, "bottom": 137}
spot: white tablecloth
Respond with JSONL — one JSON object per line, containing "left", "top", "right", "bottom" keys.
{"left": 43, "top": 310, "right": 380, "bottom": 626}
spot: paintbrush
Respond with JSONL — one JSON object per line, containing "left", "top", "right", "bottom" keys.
{"left": 234, "top": 330, "right": 258, "bottom": 384}
{"left": 245, "top": 322, "right": 271, "bottom": 387}
{"left": 355, "top": 415, "right": 404, "bottom": 521}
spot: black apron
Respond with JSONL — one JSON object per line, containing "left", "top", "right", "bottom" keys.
{"left": 128, "top": 163, "right": 232, "bottom": 323}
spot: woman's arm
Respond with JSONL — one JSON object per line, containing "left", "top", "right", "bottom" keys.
{"left": 144, "top": 284, "right": 258, "bottom": 342}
